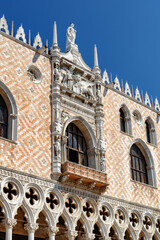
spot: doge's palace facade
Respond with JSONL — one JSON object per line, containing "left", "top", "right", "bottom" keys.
{"left": 0, "top": 16, "right": 160, "bottom": 240}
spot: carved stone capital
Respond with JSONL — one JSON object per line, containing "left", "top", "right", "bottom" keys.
{"left": 24, "top": 223, "right": 39, "bottom": 233}
{"left": 48, "top": 226, "right": 59, "bottom": 236}
{"left": 3, "top": 218, "right": 17, "bottom": 228}
{"left": 81, "top": 233, "right": 95, "bottom": 240}
{"left": 66, "top": 230, "right": 78, "bottom": 240}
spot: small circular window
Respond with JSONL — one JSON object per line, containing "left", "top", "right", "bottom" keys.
{"left": 27, "top": 65, "right": 42, "bottom": 84}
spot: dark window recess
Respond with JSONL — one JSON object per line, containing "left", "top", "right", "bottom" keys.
{"left": 66, "top": 123, "right": 88, "bottom": 166}
{"left": 0, "top": 95, "right": 8, "bottom": 138}
{"left": 145, "top": 120, "right": 151, "bottom": 143}
{"left": 119, "top": 108, "right": 125, "bottom": 132}
{"left": 130, "top": 144, "right": 148, "bottom": 184}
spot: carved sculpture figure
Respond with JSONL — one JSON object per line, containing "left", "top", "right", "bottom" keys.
{"left": 66, "top": 23, "right": 76, "bottom": 45}
{"left": 54, "top": 139, "right": 61, "bottom": 157}
{"left": 96, "top": 84, "right": 101, "bottom": 101}
{"left": 54, "top": 65, "right": 63, "bottom": 83}
{"left": 62, "top": 69, "right": 74, "bottom": 89}
{"left": 75, "top": 80, "right": 96, "bottom": 100}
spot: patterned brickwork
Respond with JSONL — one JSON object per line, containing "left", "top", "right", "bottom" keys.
{"left": 103, "top": 88, "right": 160, "bottom": 208}
{"left": 0, "top": 34, "right": 51, "bottom": 178}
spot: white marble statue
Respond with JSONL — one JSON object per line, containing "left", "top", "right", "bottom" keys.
{"left": 66, "top": 23, "right": 76, "bottom": 45}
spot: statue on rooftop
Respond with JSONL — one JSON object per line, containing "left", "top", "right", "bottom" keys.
{"left": 66, "top": 23, "right": 76, "bottom": 45}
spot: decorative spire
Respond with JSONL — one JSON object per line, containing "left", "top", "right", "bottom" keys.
{"left": 94, "top": 44, "right": 99, "bottom": 70}
{"left": 102, "top": 69, "right": 109, "bottom": 84}
{"left": 53, "top": 21, "right": 58, "bottom": 47}
{"left": 11, "top": 21, "right": 13, "bottom": 37}
{"left": 33, "top": 32, "right": 42, "bottom": 48}
{"left": 28, "top": 30, "right": 31, "bottom": 45}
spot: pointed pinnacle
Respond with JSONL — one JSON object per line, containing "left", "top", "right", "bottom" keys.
{"left": 94, "top": 44, "right": 99, "bottom": 69}
{"left": 53, "top": 21, "right": 58, "bottom": 46}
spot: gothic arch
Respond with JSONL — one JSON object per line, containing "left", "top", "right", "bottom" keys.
{"left": 145, "top": 116, "right": 157, "bottom": 146}
{"left": 119, "top": 104, "right": 132, "bottom": 135}
{"left": 129, "top": 139, "right": 157, "bottom": 187}
{"left": 0, "top": 80, "right": 18, "bottom": 141}
{"left": 62, "top": 116, "right": 98, "bottom": 169}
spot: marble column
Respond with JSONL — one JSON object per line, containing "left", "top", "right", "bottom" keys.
{"left": 24, "top": 223, "right": 38, "bottom": 240}
{"left": 4, "top": 218, "right": 17, "bottom": 240}
{"left": 48, "top": 226, "right": 59, "bottom": 240}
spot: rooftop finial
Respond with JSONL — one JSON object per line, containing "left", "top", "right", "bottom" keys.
{"left": 11, "top": 21, "right": 14, "bottom": 37}
{"left": 53, "top": 21, "right": 58, "bottom": 47}
{"left": 28, "top": 30, "right": 31, "bottom": 45}
{"left": 94, "top": 44, "right": 99, "bottom": 69}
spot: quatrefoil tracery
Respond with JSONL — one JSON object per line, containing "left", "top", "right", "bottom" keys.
{"left": 130, "top": 213, "right": 139, "bottom": 228}
{"left": 46, "top": 192, "right": 59, "bottom": 210}
{"left": 83, "top": 202, "right": 94, "bottom": 218}
{"left": 65, "top": 197, "right": 77, "bottom": 214}
{"left": 25, "top": 188, "right": 39, "bottom": 206}
{"left": 99, "top": 206, "right": 110, "bottom": 221}
{"left": 3, "top": 182, "right": 18, "bottom": 201}
{"left": 143, "top": 216, "right": 152, "bottom": 230}
{"left": 115, "top": 209, "right": 125, "bottom": 224}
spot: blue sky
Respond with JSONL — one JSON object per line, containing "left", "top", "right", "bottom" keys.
{"left": 1, "top": 0, "right": 160, "bottom": 102}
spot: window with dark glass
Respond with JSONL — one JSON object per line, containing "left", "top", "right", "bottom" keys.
{"left": 120, "top": 108, "right": 125, "bottom": 132}
{"left": 0, "top": 95, "right": 8, "bottom": 138}
{"left": 130, "top": 144, "right": 148, "bottom": 184}
{"left": 66, "top": 123, "right": 88, "bottom": 166}
{"left": 145, "top": 120, "right": 151, "bottom": 143}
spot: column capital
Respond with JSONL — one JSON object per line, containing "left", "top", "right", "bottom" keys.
{"left": 3, "top": 218, "right": 17, "bottom": 228}
{"left": 48, "top": 226, "right": 59, "bottom": 236}
{"left": 24, "top": 223, "right": 39, "bottom": 233}
{"left": 81, "top": 233, "right": 95, "bottom": 240}
{"left": 66, "top": 230, "right": 78, "bottom": 240}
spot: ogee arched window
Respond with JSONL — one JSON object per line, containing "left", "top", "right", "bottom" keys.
{"left": 130, "top": 144, "right": 148, "bottom": 184}
{"left": 66, "top": 123, "right": 88, "bottom": 166}
{"left": 0, "top": 95, "right": 8, "bottom": 138}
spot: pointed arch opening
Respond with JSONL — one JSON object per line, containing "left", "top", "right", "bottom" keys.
{"left": 35, "top": 211, "right": 48, "bottom": 240}
{"left": 0, "top": 81, "right": 17, "bottom": 141}
{"left": 56, "top": 215, "right": 68, "bottom": 240}
{"left": 92, "top": 223, "right": 102, "bottom": 240}
{"left": 0, "top": 203, "right": 5, "bottom": 240}
{"left": 62, "top": 116, "right": 97, "bottom": 170}
{"left": 124, "top": 229, "right": 133, "bottom": 240}
{"left": 119, "top": 104, "right": 132, "bottom": 135}
{"left": 75, "top": 219, "right": 85, "bottom": 240}
{"left": 145, "top": 117, "right": 157, "bottom": 146}
{"left": 130, "top": 139, "right": 157, "bottom": 187}
{"left": 13, "top": 207, "right": 28, "bottom": 240}
{"left": 109, "top": 226, "right": 119, "bottom": 240}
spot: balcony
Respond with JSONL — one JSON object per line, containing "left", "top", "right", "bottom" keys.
{"left": 61, "top": 161, "right": 108, "bottom": 193}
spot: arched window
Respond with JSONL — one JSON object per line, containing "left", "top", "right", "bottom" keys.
{"left": 145, "top": 118, "right": 157, "bottom": 145}
{"left": 145, "top": 120, "right": 151, "bottom": 143}
{"left": 66, "top": 123, "right": 88, "bottom": 166}
{"left": 119, "top": 105, "right": 132, "bottom": 135}
{"left": 120, "top": 108, "right": 125, "bottom": 132}
{"left": 130, "top": 144, "right": 148, "bottom": 184}
{"left": 0, "top": 95, "right": 8, "bottom": 138}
